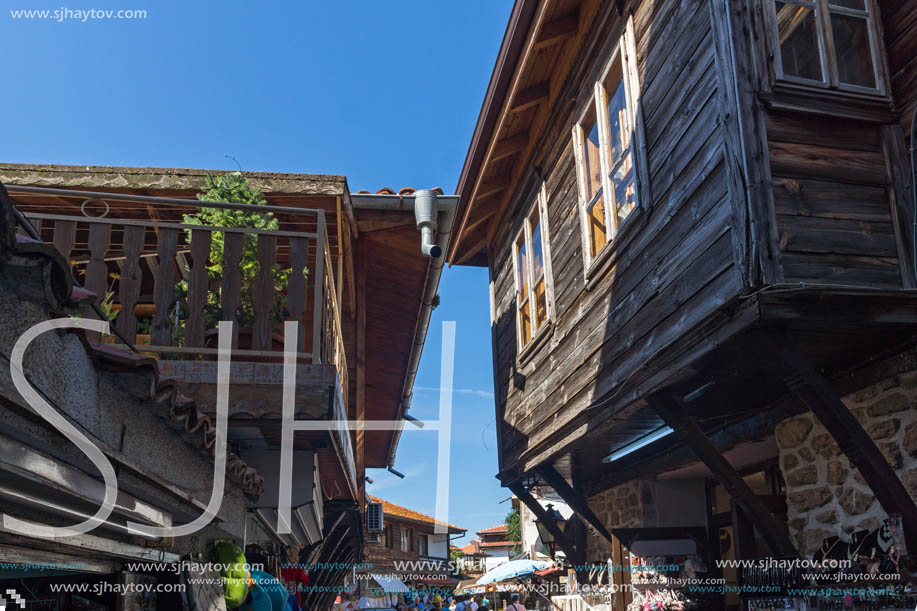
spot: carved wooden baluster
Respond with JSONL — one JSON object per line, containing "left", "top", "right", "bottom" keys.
{"left": 253, "top": 233, "right": 276, "bottom": 352}
{"left": 220, "top": 231, "right": 244, "bottom": 350}
{"left": 85, "top": 222, "right": 112, "bottom": 342}
{"left": 151, "top": 227, "right": 177, "bottom": 347}
{"left": 185, "top": 229, "right": 212, "bottom": 348}
{"left": 52, "top": 220, "right": 76, "bottom": 263}
{"left": 116, "top": 225, "right": 145, "bottom": 342}
{"left": 287, "top": 236, "right": 308, "bottom": 352}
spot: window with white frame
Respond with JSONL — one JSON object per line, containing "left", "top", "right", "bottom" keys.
{"left": 513, "top": 187, "right": 552, "bottom": 349}
{"left": 401, "top": 527, "right": 413, "bottom": 552}
{"left": 573, "top": 24, "right": 642, "bottom": 266}
{"left": 768, "top": 0, "right": 885, "bottom": 94}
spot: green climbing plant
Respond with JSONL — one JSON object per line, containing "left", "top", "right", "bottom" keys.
{"left": 178, "top": 172, "right": 306, "bottom": 336}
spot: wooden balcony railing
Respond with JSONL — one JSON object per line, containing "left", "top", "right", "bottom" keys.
{"left": 14, "top": 193, "right": 348, "bottom": 405}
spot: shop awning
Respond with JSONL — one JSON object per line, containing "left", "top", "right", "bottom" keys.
{"left": 369, "top": 574, "right": 411, "bottom": 594}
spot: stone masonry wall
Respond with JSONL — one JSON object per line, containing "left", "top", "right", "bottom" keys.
{"left": 586, "top": 479, "right": 654, "bottom": 560}
{"left": 776, "top": 371, "right": 917, "bottom": 557}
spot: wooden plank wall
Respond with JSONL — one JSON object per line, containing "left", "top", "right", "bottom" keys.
{"left": 880, "top": 0, "right": 917, "bottom": 129}
{"left": 766, "top": 111, "right": 903, "bottom": 288}
{"left": 489, "top": 0, "right": 744, "bottom": 471}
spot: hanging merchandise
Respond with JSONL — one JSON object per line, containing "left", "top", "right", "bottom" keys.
{"left": 215, "top": 540, "right": 253, "bottom": 608}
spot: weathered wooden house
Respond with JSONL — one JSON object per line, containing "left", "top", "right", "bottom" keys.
{"left": 451, "top": 0, "right": 917, "bottom": 606}
{"left": 361, "top": 495, "right": 465, "bottom": 598}
{"left": 0, "top": 164, "right": 456, "bottom": 609}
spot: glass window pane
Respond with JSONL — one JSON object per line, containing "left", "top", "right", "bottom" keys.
{"left": 581, "top": 107, "right": 603, "bottom": 203}
{"left": 587, "top": 198, "right": 607, "bottom": 257}
{"left": 533, "top": 279, "right": 547, "bottom": 328}
{"left": 603, "top": 57, "right": 629, "bottom": 170}
{"left": 775, "top": 2, "right": 823, "bottom": 81}
{"left": 519, "top": 303, "right": 532, "bottom": 345}
{"left": 832, "top": 14, "right": 876, "bottom": 88}
{"left": 515, "top": 236, "right": 528, "bottom": 301}
{"left": 530, "top": 217, "right": 544, "bottom": 282}
{"left": 829, "top": 0, "right": 865, "bottom": 9}
{"left": 612, "top": 150, "right": 637, "bottom": 225}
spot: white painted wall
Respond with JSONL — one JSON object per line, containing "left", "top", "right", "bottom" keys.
{"left": 428, "top": 533, "right": 449, "bottom": 558}
{"left": 483, "top": 548, "right": 511, "bottom": 572}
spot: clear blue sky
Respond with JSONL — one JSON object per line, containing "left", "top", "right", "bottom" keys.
{"left": 2, "top": 0, "right": 514, "bottom": 542}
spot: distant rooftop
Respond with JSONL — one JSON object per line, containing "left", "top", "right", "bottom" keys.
{"left": 368, "top": 495, "right": 465, "bottom": 534}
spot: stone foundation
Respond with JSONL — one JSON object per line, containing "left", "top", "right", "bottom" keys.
{"left": 776, "top": 371, "right": 917, "bottom": 557}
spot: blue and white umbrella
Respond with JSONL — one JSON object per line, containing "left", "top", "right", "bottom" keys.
{"left": 475, "top": 559, "right": 554, "bottom": 585}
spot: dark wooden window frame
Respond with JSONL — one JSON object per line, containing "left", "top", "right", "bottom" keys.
{"left": 571, "top": 15, "right": 651, "bottom": 282}
{"left": 762, "top": 0, "right": 890, "bottom": 101}
{"left": 417, "top": 532, "right": 429, "bottom": 556}
{"left": 512, "top": 182, "right": 556, "bottom": 361}
{"left": 401, "top": 526, "right": 414, "bottom": 552}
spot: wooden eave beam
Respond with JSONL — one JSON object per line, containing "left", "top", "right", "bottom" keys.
{"left": 765, "top": 335, "right": 917, "bottom": 551}
{"left": 534, "top": 14, "right": 579, "bottom": 49}
{"left": 535, "top": 464, "right": 613, "bottom": 542}
{"left": 511, "top": 82, "right": 550, "bottom": 113}
{"left": 450, "top": 0, "right": 556, "bottom": 262}
{"left": 646, "top": 391, "right": 799, "bottom": 558}
{"left": 492, "top": 132, "right": 529, "bottom": 162}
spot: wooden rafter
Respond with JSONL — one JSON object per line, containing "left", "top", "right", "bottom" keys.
{"left": 481, "top": 1, "right": 597, "bottom": 250}
{"left": 492, "top": 132, "right": 530, "bottom": 161}
{"left": 511, "top": 82, "right": 551, "bottom": 112}
{"left": 534, "top": 14, "right": 579, "bottom": 49}
{"left": 452, "top": 0, "right": 557, "bottom": 260}
{"left": 478, "top": 175, "right": 512, "bottom": 199}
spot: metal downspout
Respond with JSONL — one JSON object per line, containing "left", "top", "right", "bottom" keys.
{"left": 349, "top": 192, "right": 459, "bottom": 467}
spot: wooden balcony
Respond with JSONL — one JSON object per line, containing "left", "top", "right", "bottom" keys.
{"left": 13, "top": 191, "right": 348, "bottom": 406}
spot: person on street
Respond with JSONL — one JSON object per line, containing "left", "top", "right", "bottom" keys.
{"left": 507, "top": 593, "right": 526, "bottom": 611}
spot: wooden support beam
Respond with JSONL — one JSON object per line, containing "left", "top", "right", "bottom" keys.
{"left": 535, "top": 464, "right": 613, "bottom": 542}
{"left": 478, "top": 175, "right": 512, "bottom": 200}
{"left": 508, "top": 481, "right": 581, "bottom": 562}
{"left": 511, "top": 82, "right": 550, "bottom": 112}
{"left": 767, "top": 335, "right": 917, "bottom": 551}
{"left": 534, "top": 15, "right": 578, "bottom": 49}
{"left": 646, "top": 391, "right": 798, "bottom": 558}
{"left": 492, "top": 133, "right": 529, "bottom": 162}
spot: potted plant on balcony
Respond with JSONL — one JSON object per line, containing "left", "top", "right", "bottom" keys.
{"left": 175, "top": 171, "right": 306, "bottom": 353}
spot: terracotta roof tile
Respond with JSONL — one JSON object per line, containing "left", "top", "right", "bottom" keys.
{"left": 353, "top": 187, "right": 445, "bottom": 195}
{"left": 477, "top": 524, "right": 508, "bottom": 535}
{"left": 479, "top": 540, "right": 518, "bottom": 548}
{"left": 368, "top": 495, "right": 465, "bottom": 533}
